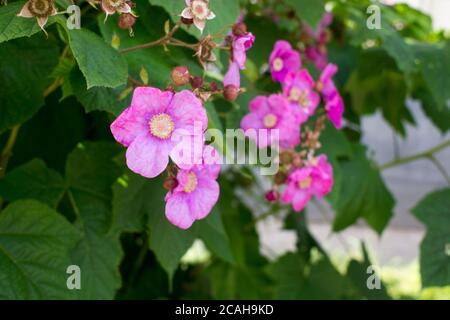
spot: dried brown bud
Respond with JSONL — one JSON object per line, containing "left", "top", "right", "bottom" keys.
{"left": 232, "top": 22, "right": 247, "bottom": 37}
{"left": 118, "top": 13, "right": 136, "bottom": 30}
{"left": 223, "top": 85, "right": 239, "bottom": 102}
{"left": 280, "top": 150, "right": 294, "bottom": 165}
{"left": 163, "top": 176, "right": 178, "bottom": 191}
{"left": 274, "top": 172, "right": 287, "bottom": 185}
{"left": 171, "top": 66, "right": 190, "bottom": 86}
{"left": 190, "top": 76, "right": 204, "bottom": 89}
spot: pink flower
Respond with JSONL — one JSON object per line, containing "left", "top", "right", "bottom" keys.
{"left": 281, "top": 155, "right": 333, "bottom": 212}
{"left": 224, "top": 61, "right": 240, "bottom": 88}
{"left": 325, "top": 92, "right": 344, "bottom": 129}
{"left": 165, "top": 146, "right": 221, "bottom": 229}
{"left": 101, "top": 0, "right": 132, "bottom": 19}
{"left": 17, "top": 0, "right": 57, "bottom": 31}
{"left": 305, "top": 46, "right": 328, "bottom": 71}
{"left": 318, "top": 63, "right": 344, "bottom": 129}
{"left": 240, "top": 95, "right": 300, "bottom": 149}
{"left": 181, "top": 0, "right": 216, "bottom": 33}
{"left": 110, "top": 87, "right": 208, "bottom": 178}
{"left": 231, "top": 32, "right": 255, "bottom": 69}
{"left": 269, "top": 40, "right": 301, "bottom": 83}
{"left": 282, "top": 70, "right": 320, "bottom": 124}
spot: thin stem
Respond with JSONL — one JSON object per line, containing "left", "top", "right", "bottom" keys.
{"left": 428, "top": 155, "right": 450, "bottom": 185}
{"left": 379, "top": 140, "right": 450, "bottom": 170}
{"left": 125, "top": 235, "right": 149, "bottom": 297}
{"left": 119, "top": 22, "right": 184, "bottom": 54}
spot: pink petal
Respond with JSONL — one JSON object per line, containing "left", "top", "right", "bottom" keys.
{"left": 110, "top": 106, "right": 148, "bottom": 147}
{"left": 165, "top": 193, "right": 195, "bottom": 229}
{"left": 188, "top": 178, "right": 220, "bottom": 220}
{"left": 193, "top": 18, "right": 206, "bottom": 33}
{"left": 185, "top": 0, "right": 192, "bottom": 6}
{"left": 292, "top": 191, "right": 312, "bottom": 212}
{"left": 201, "top": 145, "right": 221, "bottom": 178}
{"left": 170, "top": 130, "right": 204, "bottom": 170}
{"left": 118, "top": 3, "right": 132, "bottom": 14}
{"left": 126, "top": 134, "right": 172, "bottom": 178}
{"left": 181, "top": 7, "right": 193, "bottom": 19}
{"left": 130, "top": 87, "right": 173, "bottom": 114}
{"left": 167, "top": 90, "right": 208, "bottom": 131}
{"left": 101, "top": 0, "right": 115, "bottom": 15}
{"left": 224, "top": 61, "right": 240, "bottom": 87}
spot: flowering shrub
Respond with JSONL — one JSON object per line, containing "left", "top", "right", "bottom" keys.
{"left": 0, "top": 0, "right": 449, "bottom": 299}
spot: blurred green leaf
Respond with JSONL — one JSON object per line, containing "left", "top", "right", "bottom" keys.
{"left": 285, "top": 0, "right": 325, "bottom": 28}
{"left": 412, "top": 188, "right": 450, "bottom": 288}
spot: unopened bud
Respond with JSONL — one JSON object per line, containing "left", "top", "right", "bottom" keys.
{"left": 223, "top": 85, "right": 239, "bottom": 102}
{"left": 265, "top": 190, "right": 279, "bottom": 203}
{"left": 209, "top": 81, "right": 218, "bottom": 92}
{"left": 118, "top": 13, "right": 136, "bottom": 30}
{"left": 171, "top": 66, "right": 190, "bottom": 86}
{"left": 163, "top": 176, "right": 178, "bottom": 191}
{"left": 232, "top": 22, "right": 247, "bottom": 37}
{"left": 190, "top": 76, "right": 204, "bottom": 89}
{"left": 274, "top": 172, "right": 287, "bottom": 185}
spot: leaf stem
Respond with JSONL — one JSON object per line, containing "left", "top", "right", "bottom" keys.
{"left": 119, "top": 22, "right": 188, "bottom": 54}
{"left": 125, "top": 235, "right": 149, "bottom": 297}
{"left": 379, "top": 140, "right": 450, "bottom": 170}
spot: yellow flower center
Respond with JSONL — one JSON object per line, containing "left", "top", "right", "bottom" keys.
{"left": 289, "top": 88, "right": 310, "bottom": 109}
{"left": 149, "top": 113, "right": 174, "bottom": 140}
{"left": 298, "top": 176, "right": 312, "bottom": 189}
{"left": 183, "top": 172, "right": 198, "bottom": 193}
{"left": 273, "top": 58, "right": 284, "bottom": 72}
{"left": 263, "top": 113, "right": 278, "bottom": 128}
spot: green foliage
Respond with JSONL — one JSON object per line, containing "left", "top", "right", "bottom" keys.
{"left": 0, "top": 0, "right": 448, "bottom": 300}
{"left": 0, "top": 200, "right": 80, "bottom": 299}
{"left": 412, "top": 189, "right": 450, "bottom": 288}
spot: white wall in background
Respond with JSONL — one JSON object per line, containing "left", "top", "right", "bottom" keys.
{"left": 384, "top": 0, "right": 450, "bottom": 29}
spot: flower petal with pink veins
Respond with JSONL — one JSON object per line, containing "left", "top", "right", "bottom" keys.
{"left": 207, "top": 10, "right": 216, "bottom": 20}
{"left": 188, "top": 178, "right": 220, "bottom": 220}
{"left": 130, "top": 87, "right": 173, "bottom": 114}
{"left": 165, "top": 193, "right": 195, "bottom": 230}
{"left": 110, "top": 106, "right": 148, "bottom": 147}
{"left": 292, "top": 191, "right": 311, "bottom": 212}
{"left": 117, "top": 3, "right": 131, "bottom": 14}
{"left": 224, "top": 62, "right": 241, "bottom": 88}
{"left": 101, "top": 0, "right": 116, "bottom": 15}
{"left": 126, "top": 134, "right": 172, "bottom": 178}
{"left": 167, "top": 90, "right": 208, "bottom": 130}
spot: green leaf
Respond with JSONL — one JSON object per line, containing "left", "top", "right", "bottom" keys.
{"left": 0, "top": 200, "right": 81, "bottom": 299}
{"left": 413, "top": 43, "right": 450, "bottom": 111}
{"left": 0, "top": 35, "right": 59, "bottom": 133}
{"left": 0, "top": 1, "right": 56, "bottom": 44}
{"left": 66, "top": 28, "right": 128, "bottom": 88}
{"left": 331, "top": 145, "right": 395, "bottom": 234}
{"left": 149, "top": 0, "right": 240, "bottom": 39}
{"left": 69, "top": 68, "right": 126, "bottom": 115}
{"left": 66, "top": 142, "right": 123, "bottom": 299}
{"left": 412, "top": 188, "right": 450, "bottom": 288}
{"left": 284, "top": 0, "right": 325, "bottom": 28}
{"left": 0, "top": 159, "right": 66, "bottom": 207}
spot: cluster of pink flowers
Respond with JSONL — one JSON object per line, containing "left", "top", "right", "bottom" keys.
{"left": 111, "top": 88, "right": 220, "bottom": 229}
{"left": 240, "top": 39, "right": 344, "bottom": 212}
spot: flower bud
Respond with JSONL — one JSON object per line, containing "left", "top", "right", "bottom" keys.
{"left": 274, "top": 172, "right": 287, "bottom": 185}
{"left": 190, "top": 76, "right": 204, "bottom": 89}
{"left": 265, "top": 190, "right": 279, "bottom": 203}
{"left": 118, "top": 13, "right": 136, "bottom": 30}
{"left": 223, "top": 85, "right": 239, "bottom": 102}
{"left": 181, "top": 17, "right": 194, "bottom": 25}
{"left": 171, "top": 66, "right": 190, "bottom": 86}
{"left": 209, "top": 81, "right": 218, "bottom": 92}
{"left": 232, "top": 22, "right": 247, "bottom": 36}
{"left": 163, "top": 176, "right": 179, "bottom": 191}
